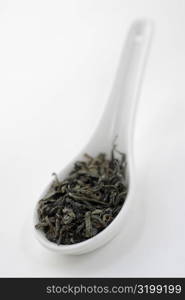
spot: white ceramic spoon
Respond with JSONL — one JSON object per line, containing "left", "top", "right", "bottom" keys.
{"left": 33, "top": 19, "right": 153, "bottom": 255}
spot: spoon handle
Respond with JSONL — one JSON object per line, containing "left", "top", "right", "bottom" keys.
{"left": 92, "top": 20, "right": 153, "bottom": 161}
{"left": 112, "top": 20, "right": 153, "bottom": 157}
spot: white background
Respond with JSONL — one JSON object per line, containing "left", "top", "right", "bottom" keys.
{"left": 0, "top": 0, "right": 185, "bottom": 277}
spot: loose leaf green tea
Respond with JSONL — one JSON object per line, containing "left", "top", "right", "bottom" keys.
{"left": 35, "top": 146, "right": 128, "bottom": 245}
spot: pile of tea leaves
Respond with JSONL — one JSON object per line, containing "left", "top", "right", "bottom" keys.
{"left": 35, "top": 147, "right": 128, "bottom": 245}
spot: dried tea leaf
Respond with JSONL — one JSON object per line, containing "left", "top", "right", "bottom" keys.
{"left": 35, "top": 144, "right": 128, "bottom": 245}
{"left": 85, "top": 211, "right": 92, "bottom": 238}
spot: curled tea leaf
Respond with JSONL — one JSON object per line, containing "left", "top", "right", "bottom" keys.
{"left": 35, "top": 144, "right": 128, "bottom": 245}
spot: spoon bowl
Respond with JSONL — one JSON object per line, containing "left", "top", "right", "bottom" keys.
{"left": 33, "top": 19, "right": 153, "bottom": 255}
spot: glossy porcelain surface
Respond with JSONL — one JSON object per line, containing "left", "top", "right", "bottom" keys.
{"left": 33, "top": 19, "right": 153, "bottom": 255}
